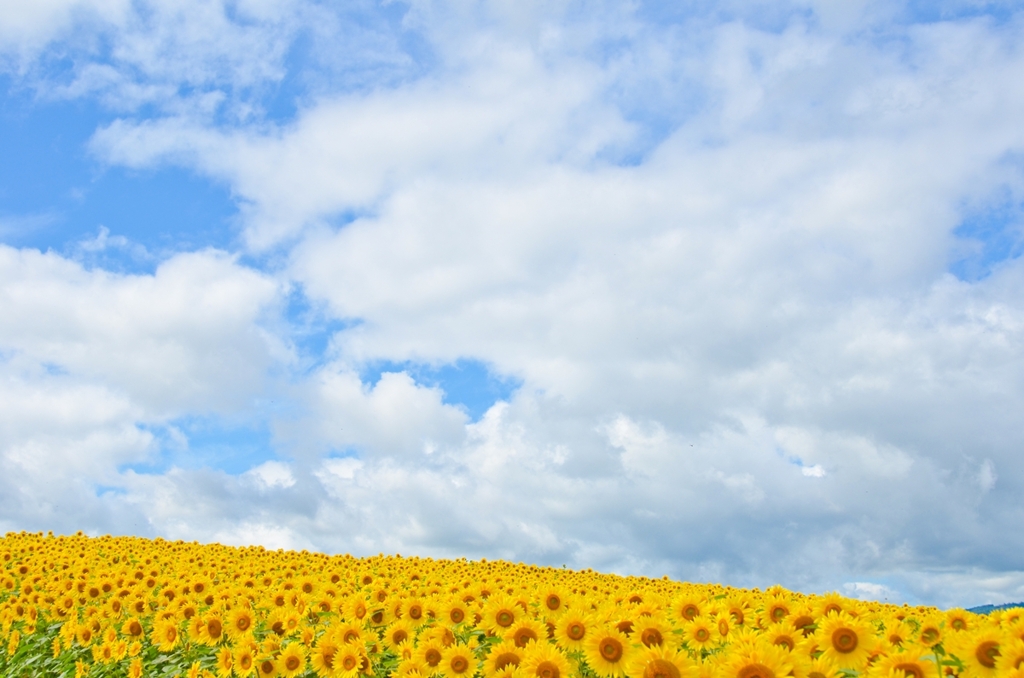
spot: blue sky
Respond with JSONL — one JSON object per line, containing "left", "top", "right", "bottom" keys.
{"left": 2, "top": 0, "right": 1024, "bottom": 610}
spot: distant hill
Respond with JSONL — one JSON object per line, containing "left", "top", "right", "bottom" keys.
{"left": 967, "top": 601, "right": 1024, "bottom": 614}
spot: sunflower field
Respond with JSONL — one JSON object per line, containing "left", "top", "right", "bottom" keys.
{"left": 1, "top": 532, "right": 1022, "bottom": 678}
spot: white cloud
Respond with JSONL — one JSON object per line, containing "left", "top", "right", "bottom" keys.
{"left": 0, "top": 245, "right": 285, "bottom": 417}
{"left": 4, "top": 2, "right": 1024, "bottom": 609}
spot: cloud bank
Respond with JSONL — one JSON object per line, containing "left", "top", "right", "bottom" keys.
{"left": 2, "top": 0, "right": 1024, "bottom": 608}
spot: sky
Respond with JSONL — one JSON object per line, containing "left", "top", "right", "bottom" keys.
{"left": 1, "top": 0, "right": 1023, "bottom": 610}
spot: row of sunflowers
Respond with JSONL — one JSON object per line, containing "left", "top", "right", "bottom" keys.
{"left": 1, "top": 532, "right": 1022, "bottom": 678}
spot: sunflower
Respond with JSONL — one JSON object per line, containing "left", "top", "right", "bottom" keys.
{"left": 811, "top": 593, "right": 847, "bottom": 620}
{"left": 553, "top": 611, "right": 593, "bottom": 651}
{"left": 216, "top": 646, "right": 234, "bottom": 678}
{"left": 724, "top": 593, "right": 755, "bottom": 628}
{"left": 762, "top": 620, "right": 802, "bottom": 653}
{"left": 440, "top": 598, "right": 473, "bottom": 627}
{"left": 200, "top": 611, "right": 227, "bottom": 646}
{"left": 151, "top": 617, "right": 181, "bottom": 652}
{"left": 948, "top": 627, "right": 1006, "bottom": 678}
{"left": 945, "top": 608, "right": 974, "bottom": 633}
{"left": 121, "top": 617, "right": 145, "bottom": 640}
{"left": 384, "top": 619, "right": 417, "bottom": 649}
{"left": 583, "top": 625, "right": 635, "bottom": 678}
{"left": 865, "top": 648, "right": 937, "bottom": 678}
{"left": 229, "top": 607, "right": 257, "bottom": 639}
{"left": 416, "top": 637, "right": 448, "bottom": 674}
{"left": 669, "top": 591, "right": 705, "bottom": 625}
{"left": 506, "top": 617, "right": 547, "bottom": 648}
{"left": 334, "top": 621, "right": 365, "bottom": 646}
{"left": 128, "top": 658, "right": 144, "bottom": 678}
{"left": 439, "top": 644, "right": 478, "bottom": 678}
{"left": 792, "top": 655, "right": 840, "bottom": 678}
{"left": 717, "top": 640, "right": 794, "bottom": 678}
{"left": 256, "top": 655, "right": 279, "bottom": 678}
{"left": 633, "top": 615, "right": 671, "bottom": 649}
{"left": 483, "top": 594, "right": 522, "bottom": 635}
{"left": 997, "top": 638, "right": 1024, "bottom": 673}
{"left": 813, "top": 611, "right": 873, "bottom": 671}
{"left": 915, "top": 616, "right": 942, "bottom": 647}
{"left": 537, "top": 586, "right": 569, "bottom": 616}
{"left": 520, "top": 642, "right": 572, "bottom": 678}
{"left": 310, "top": 636, "right": 340, "bottom": 678}
{"left": 485, "top": 640, "right": 526, "bottom": 678}
{"left": 279, "top": 642, "right": 309, "bottom": 678}
{"left": 624, "top": 643, "right": 692, "bottom": 678}
{"left": 235, "top": 644, "right": 258, "bottom": 678}
{"left": 762, "top": 594, "right": 794, "bottom": 625}
{"left": 681, "top": 617, "right": 717, "bottom": 654}
{"left": 335, "top": 644, "right": 365, "bottom": 678}
{"left": 404, "top": 597, "right": 430, "bottom": 628}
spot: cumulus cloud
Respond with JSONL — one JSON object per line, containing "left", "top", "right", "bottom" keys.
{"left": 3, "top": 1, "right": 1024, "bottom": 609}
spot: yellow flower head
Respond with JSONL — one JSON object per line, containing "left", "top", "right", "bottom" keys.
{"left": 485, "top": 639, "right": 526, "bottom": 678}
{"left": 520, "top": 642, "right": 571, "bottom": 678}
{"left": 623, "top": 643, "right": 693, "bottom": 678}
{"left": 583, "top": 625, "right": 635, "bottom": 678}
{"left": 278, "top": 642, "right": 308, "bottom": 678}
{"left": 813, "top": 611, "right": 873, "bottom": 671}
{"left": 505, "top": 617, "right": 547, "bottom": 648}
{"left": 439, "top": 643, "right": 478, "bottom": 678}
{"left": 948, "top": 627, "right": 1007, "bottom": 678}
{"left": 553, "top": 611, "right": 593, "bottom": 651}
{"left": 717, "top": 640, "right": 795, "bottom": 678}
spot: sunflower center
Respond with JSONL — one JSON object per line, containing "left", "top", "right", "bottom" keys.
{"left": 682, "top": 605, "right": 699, "bottom": 621}
{"left": 567, "top": 623, "right": 586, "bottom": 641}
{"left": 546, "top": 595, "right": 561, "bottom": 611}
{"left": 536, "top": 660, "right": 560, "bottom": 678}
{"left": 976, "top": 641, "right": 1000, "bottom": 668}
{"left": 451, "top": 656, "right": 470, "bottom": 673}
{"left": 426, "top": 649, "right": 442, "bottom": 666}
{"left": 497, "top": 610, "right": 515, "bottom": 627}
{"left": 774, "top": 636, "right": 794, "bottom": 651}
{"left": 951, "top": 618, "right": 966, "bottom": 631}
{"left": 240, "top": 655, "right": 253, "bottom": 670}
{"left": 343, "top": 655, "right": 358, "bottom": 670}
{"left": 791, "top": 615, "right": 814, "bottom": 636}
{"left": 165, "top": 627, "right": 177, "bottom": 642}
{"left": 643, "top": 659, "right": 680, "bottom": 678}
{"left": 236, "top": 616, "right": 251, "bottom": 632}
{"left": 260, "top": 660, "right": 275, "bottom": 675}
{"left": 128, "top": 621, "right": 142, "bottom": 637}
{"left": 286, "top": 655, "right": 301, "bottom": 671}
{"left": 514, "top": 629, "right": 538, "bottom": 647}
{"left": 737, "top": 664, "right": 775, "bottom": 678}
{"left": 695, "top": 628, "right": 710, "bottom": 642}
{"left": 207, "top": 619, "right": 222, "bottom": 639}
{"left": 770, "top": 606, "right": 787, "bottom": 622}
{"left": 393, "top": 630, "right": 409, "bottom": 644}
{"left": 495, "top": 652, "right": 521, "bottom": 670}
{"left": 831, "top": 628, "right": 858, "bottom": 653}
{"left": 893, "top": 664, "right": 924, "bottom": 678}
{"left": 920, "top": 628, "right": 939, "bottom": 644}
{"left": 451, "top": 609, "right": 465, "bottom": 623}
{"left": 600, "top": 638, "right": 624, "bottom": 662}
{"left": 641, "top": 629, "right": 663, "bottom": 647}
{"left": 409, "top": 605, "right": 423, "bottom": 620}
